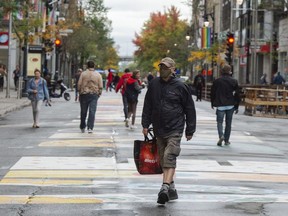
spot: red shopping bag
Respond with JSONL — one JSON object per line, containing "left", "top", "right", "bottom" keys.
{"left": 134, "top": 128, "right": 162, "bottom": 174}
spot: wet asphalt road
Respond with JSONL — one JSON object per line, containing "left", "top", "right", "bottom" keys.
{"left": 0, "top": 89, "right": 287, "bottom": 216}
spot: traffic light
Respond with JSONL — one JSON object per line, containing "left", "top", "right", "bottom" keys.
{"left": 54, "top": 38, "right": 62, "bottom": 53}
{"left": 225, "top": 32, "right": 234, "bottom": 65}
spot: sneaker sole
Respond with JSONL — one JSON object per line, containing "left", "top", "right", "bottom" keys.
{"left": 168, "top": 190, "right": 178, "bottom": 200}
{"left": 157, "top": 193, "right": 169, "bottom": 204}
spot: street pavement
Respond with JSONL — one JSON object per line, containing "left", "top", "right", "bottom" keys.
{"left": 0, "top": 89, "right": 31, "bottom": 117}
{"left": 0, "top": 87, "right": 288, "bottom": 215}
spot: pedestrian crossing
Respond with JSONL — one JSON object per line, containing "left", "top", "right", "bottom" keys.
{"left": 0, "top": 92, "right": 288, "bottom": 206}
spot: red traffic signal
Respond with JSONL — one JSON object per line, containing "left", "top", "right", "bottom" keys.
{"left": 54, "top": 39, "right": 61, "bottom": 46}
{"left": 228, "top": 36, "right": 234, "bottom": 44}
{"left": 227, "top": 32, "right": 234, "bottom": 45}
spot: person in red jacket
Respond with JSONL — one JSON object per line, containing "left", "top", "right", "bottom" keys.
{"left": 115, "top": 68, "right": 132, "bottom": 126}
{"left": 106, "top": 69, "right": 113, "bottom": 92}
{"left": 125, "top": 70, "right": 145, "bottom": 129}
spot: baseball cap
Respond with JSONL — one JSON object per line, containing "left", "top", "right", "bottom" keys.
{"left": 159, "top": 57, "right": 175, "bottom": 68}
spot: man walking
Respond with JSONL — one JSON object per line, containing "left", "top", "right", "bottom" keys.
{"left": 193, "top": 71, "right": 205, "bottom": 101}
{"left": 115, "top": 68, "right": 132, "bottom": 127}
{"left": 142, "top": 57, "right": 196, "bottom": 205}
{"left": 78, "top": 61, "right": 103, "bottom": 133}
{"left": 210, "top": 64, "right": 240, "bottom": 146}
{"left": 13, "top": 65, "right": 21, "bottom": 91}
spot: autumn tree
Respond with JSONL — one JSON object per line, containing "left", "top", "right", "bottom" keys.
{"left": 133, "top": 6, "right": 189, "bottom": 73}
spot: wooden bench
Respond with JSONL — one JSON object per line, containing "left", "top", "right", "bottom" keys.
{"left": 244, "top": 87, "right": 288, "bottom": 118}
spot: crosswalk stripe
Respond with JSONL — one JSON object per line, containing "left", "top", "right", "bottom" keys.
{"left": 39, "top": 139, "right": 114, "bottom": 147}
{"left": 49, "top": 133, "right": 113, "bottom": 139}
{"left": 1, "top": 170, "right": 288, "bottom": 183}
{"left": 0, "top": 194, "right": 287, "bottom": 204}
{"left": 0, "top": 195, "right": 103, "bottom": 204}
{"left": 10, "top": 157, "right": 287, "bottom": 175}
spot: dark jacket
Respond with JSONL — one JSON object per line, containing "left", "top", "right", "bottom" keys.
{"left": 142, "top": 75, "right": 196, "bottom": 137}
{"left": 194, "top": 74, "right": 205, "bottom": 88}
{"left": 210, "top": 74, "right": 240, "bottom": 109}
{"left": 125, "top": 76, "right": 144, "bottom": 102}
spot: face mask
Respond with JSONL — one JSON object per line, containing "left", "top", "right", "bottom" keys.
{"left": 160, "top": 68, "right": 172, "bottom": 79}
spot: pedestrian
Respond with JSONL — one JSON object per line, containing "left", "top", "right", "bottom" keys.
{"left": 273, "top": 72, "right": 285, "bottom": 85}
{"left": 141, "top": 57, "right": 196, "bottom": 205}
{"left": 27, "top": 68, "right": 50, "bottom": 128}
{"left": 147, "top": 71, "right": 154, "bottom": 88}
{"left": 106, "top": 69, "right": 113, "bottom": 92}
{"left": 125, "top": 70, "right": 145, "bottom": 129}
{"left": 74, "top": 68, "right": 82, "bottom": 101}
{"left": 78, "top": 60, "right": 103, "bottom": 133}
{"left": 115, "top": 68, "right": 132, "bottom": 127}
{"left": 0, "top": 63, "right": 7, "bottom": 92}
{"left": 13, "top": 65, "right": 21, "bottom": 91}
{"left": 210, "top": 64, "right": 240, "bottom": 147}
{"left": 193, "top": 71, "right": 205, "bottom": 101}
{"left": 112, "top": 72, "right": 120, "bottom": 89}
{"left": 260, "top": 73, "right": 268, "bottom": 85}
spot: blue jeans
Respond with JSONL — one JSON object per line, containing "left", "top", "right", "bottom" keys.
{"left": 216, "top": 108, "right": 234, "bottom": 142}
{"left": 79, "top": 93, "right": 99, "bottom": 130}
{"left": 122, "top": 94, "right": 128, "bottom": 119}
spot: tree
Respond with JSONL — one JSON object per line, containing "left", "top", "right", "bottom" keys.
{"left": 133, "top": 6, "right": 189, "bottom": 73}
{"left": 65, "top": 0, "right": 119, "bottom": 70}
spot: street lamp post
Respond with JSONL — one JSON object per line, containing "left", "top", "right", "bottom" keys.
{"left": 203, "top": 10, "right": 215, "bottom": 82}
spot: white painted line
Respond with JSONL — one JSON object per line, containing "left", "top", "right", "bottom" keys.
{"left": 11, "top": 157, "right": 117, "bottom": 170}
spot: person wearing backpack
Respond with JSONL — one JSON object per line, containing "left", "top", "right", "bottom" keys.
{"left": 115, "top": 68, "right": 132, "bottom": 127}
{"left": 193, "top": 71, "right": 205, "bottom": 101}
{"left": 125, "top": 70, "right": 145, "bottom": 129}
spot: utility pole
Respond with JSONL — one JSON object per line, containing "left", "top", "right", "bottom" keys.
{"left": 251, "top": 0, "right": 258, "bottom": 84}
{"left": 22, "top": 0, "right": 30, "bottom": 97}
{"left": 6, "top": 12, "right": 12, "bottom": 98}
{"left": 246, "top": 0, "right": 251, "bottom": 84}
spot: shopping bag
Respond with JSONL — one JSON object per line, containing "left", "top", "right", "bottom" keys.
{"left": 134, "top": 128, "right": 162, "bottom": 174}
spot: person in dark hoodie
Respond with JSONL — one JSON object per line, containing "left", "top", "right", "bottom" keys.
{"left": 142, "top": 57, "right": 196, "bottom": 205}
{"left": 115, "top": 68, "right": 132, "bottom": 126}
{"left": 210, "top": 64, "right": 240, "bottom": 147}
{"left": 125, "top": 70, "right": 145, "bottom": 129}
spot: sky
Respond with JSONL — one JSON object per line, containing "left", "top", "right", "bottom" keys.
{"left": 104, "top": 0, "right": 192, "bottom": 57}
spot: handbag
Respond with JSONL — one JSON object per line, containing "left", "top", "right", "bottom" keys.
{"left": 133, "top": 128, "right": 163, "bottom": 174}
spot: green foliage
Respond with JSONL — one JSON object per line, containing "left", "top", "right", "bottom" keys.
{"left": 66, "top": 0, "right": 119, "bottom": 69}
{"left": 133, "top": 6, "right": 190, "bottom": 72}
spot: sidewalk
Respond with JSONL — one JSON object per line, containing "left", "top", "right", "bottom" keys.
{"left": 0, "top": 88, "right": 31, "bottom": 117}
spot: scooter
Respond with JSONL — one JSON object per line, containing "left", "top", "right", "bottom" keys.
{"left": 48, "top": 79, "right": 71, "bottom": 101}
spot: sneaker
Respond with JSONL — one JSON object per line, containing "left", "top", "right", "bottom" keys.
{"left": 168, "top": 182, "right": 178, "bottom": 200}
{"left": 217, "top": 136, "right": 224, "bottom": 147}
{"left": 125, "top": 118, "right": 129, "bottom": 127}
{"left": 157, "top": 184, "right": 170, "bottom": 204}
{"left": 168, "top": 188, "right": 178, "bottom": 200}
{"left": 224, "top": 141, "right": 231, "bottom": 146}
{"left": 87, "top": 128, "right": 93, "bottom": 134}
{"left": 130, "top": 125, "right": 137, "bottom": 130}
{"left": 80, "top": 128, "right": 85, "bottom": 133}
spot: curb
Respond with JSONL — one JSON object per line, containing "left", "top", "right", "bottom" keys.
{"left": 0, "top": 100, "right": 31, "bottom": 117}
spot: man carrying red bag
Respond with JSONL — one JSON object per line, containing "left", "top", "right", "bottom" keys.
{"left": 142, "top": 57, "right": 196, "bottom": 205}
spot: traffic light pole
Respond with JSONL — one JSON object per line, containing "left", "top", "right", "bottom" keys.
{"left": 246, "top": 0, "right": 251, "bottom": 84}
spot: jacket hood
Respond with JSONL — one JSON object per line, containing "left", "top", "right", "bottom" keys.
{"left": 122, "top": 73, "right": 132, "bottom": 79}
{"left": 126, "top": 77, "right": 138, "bottom": 85}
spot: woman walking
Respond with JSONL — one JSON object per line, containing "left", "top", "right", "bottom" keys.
{"left": 27, "top": 69, "right": 50, "bottom": 128}
{"left": 125, "top": 70, "right": 145, "bottom": 129}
